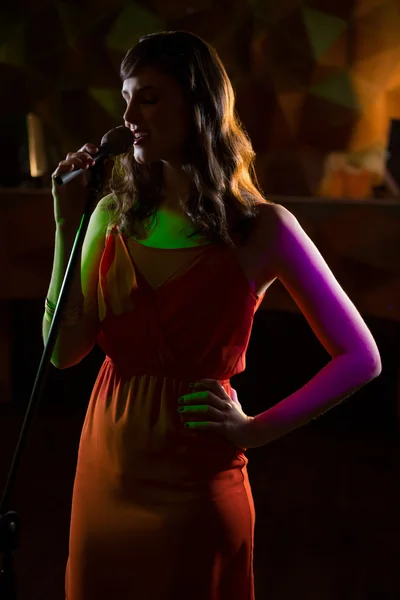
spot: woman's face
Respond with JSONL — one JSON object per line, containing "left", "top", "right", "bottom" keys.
{"left": 122, "top": 66, "right": 191, "bottom": 166}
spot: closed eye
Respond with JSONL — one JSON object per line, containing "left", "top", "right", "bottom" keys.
{"left": 122, "top": 96, "right": 158, "bottom": 105}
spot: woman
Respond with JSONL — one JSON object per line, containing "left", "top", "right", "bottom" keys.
{"left": 44, "top": 31, "right": 381, "bottom": 600}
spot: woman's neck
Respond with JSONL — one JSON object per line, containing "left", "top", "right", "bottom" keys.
{"left": 161, "top": 162, "right": 192, "bottom": 208}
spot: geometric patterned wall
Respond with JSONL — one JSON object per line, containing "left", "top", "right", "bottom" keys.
{"left": 1, "top": 0, "right": 400, "bottom": 196}
{"left": 247, "top": 0, "right": 400, "bottom": 195}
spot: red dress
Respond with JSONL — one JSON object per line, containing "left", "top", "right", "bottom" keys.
{"left": 65, "top": 224, "right": 266, "bottom": 600}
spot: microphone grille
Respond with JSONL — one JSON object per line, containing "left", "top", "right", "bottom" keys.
{"left": 101, "top": 126, "right": 134, "bottom": 155}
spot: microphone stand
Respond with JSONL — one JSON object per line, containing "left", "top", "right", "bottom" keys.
{"left": 0, "top": 159, "right": 106, "bottom": 599}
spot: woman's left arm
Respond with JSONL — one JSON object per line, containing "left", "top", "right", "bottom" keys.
{"left": 251, "top": 203, "right": 382, "bottom": 446}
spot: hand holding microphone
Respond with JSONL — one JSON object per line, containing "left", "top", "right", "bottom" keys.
{"left": 51, "top": 126, "right": 134, "bottom": 230}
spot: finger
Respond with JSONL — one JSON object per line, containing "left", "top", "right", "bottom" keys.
{"left": 180, "top": 404, "right": 224, "bottom": 421}
{"left": 180, "top": 404, "right": 210, "bottom": 413}
{"left": 54, "top": 160, "right": 75, "bottom": 172}
{"left": 66, "top": 151, "right": 96, "bottom": 164}
{"left": 180, "top": 392, "right": 228, "bottom": 413}
{"left": 63, "top": 157, "right": 86, "bottom": 170}
{"left": 78, "top": 143, "right": 99, "bottom": 155}
{"left": 194, "top": 380, "right": 229, "bottom": 400}
{"left": 53, "top": 161, "right": 83, "bottom": 179}
{"left": 184, "top": 421, "right": 218, "bottom": 430}
{"left": 179, "top": 391, "right": 208, "bottom": 404}
{"left": 52, "top": 160, "right": 77, "bottom": 179}
{"left": 64, "top": 155, "right": 96, "bottom": 174}
{"left": 52, "top": 154, "right": 94, "bottom": 179}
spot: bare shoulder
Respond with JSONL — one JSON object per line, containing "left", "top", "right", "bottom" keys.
{"left": 253, "top": 201, "right": 300, "bottom": 262}
{"left": 97, "top": 193, "right": 115, "bottom": 216}
{"left": 255, "top": 201, "right": 297, "bottom": 234}
{"left": 94, "top": 193, "right": 116, "bottom": 234}
{"left": 255, "top": 200, "right": 329, "bottom": 280}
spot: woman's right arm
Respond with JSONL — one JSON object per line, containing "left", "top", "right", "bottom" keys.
{"left": 42, "top": 196, "right": 110, "bottom": 369}
{"left": 43, "top": 141, "right": 114, "bottom": 369}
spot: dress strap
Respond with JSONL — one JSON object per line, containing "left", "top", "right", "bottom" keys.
{"left": 105, "top": 222, "right": 118, "bottom": 238}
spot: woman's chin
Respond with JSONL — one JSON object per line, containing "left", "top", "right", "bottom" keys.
{"left": 135, "top": 139, "right": 161, "bottom": 159}
{"left": 133, "top": 150, "right": 154, "bottom": 164}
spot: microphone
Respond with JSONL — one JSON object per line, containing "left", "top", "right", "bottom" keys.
{"left": 53, "top": 125, "right": 134, "bottom": 185}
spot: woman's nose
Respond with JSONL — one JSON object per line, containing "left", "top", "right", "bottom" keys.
{"left": 123, "top": 102, "right": 141, "bottom": 126}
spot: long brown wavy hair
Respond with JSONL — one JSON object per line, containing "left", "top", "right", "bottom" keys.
{"left": 105, "top": 30, "right": 269, "bottom": 247}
